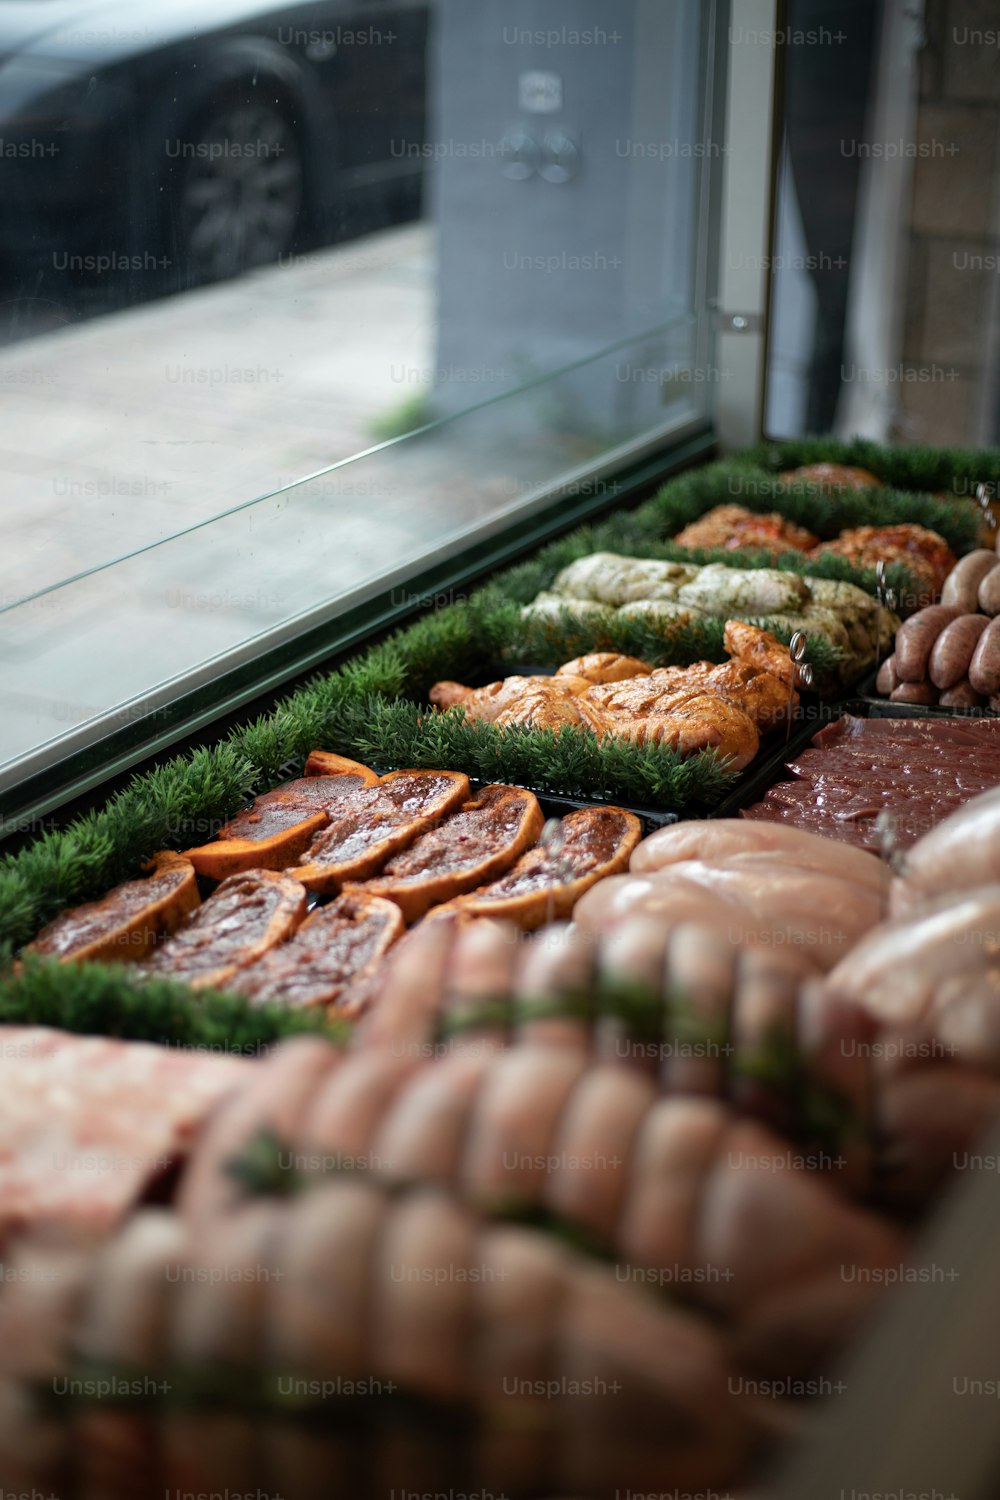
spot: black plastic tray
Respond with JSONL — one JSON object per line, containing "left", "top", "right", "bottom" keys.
{"left": 852, "top": 658, "right": 1000, "bottom": 719}
{"left": 853, "top": 694, "right": 999, "bottom": 720}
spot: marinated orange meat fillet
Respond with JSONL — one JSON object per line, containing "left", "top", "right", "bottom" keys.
{"left": 608, "top": 694, "right": 760, "bottom": 767}
{"left": 555, "top": 652, "right": 655, "bottom": 684}
{"left": 443, "top": 806, "right": 643, "bottom": 928}
{"left": 778, "top": 462, "right": 880, "bottom": 491}
{"left": 673, "top": 504, "right": 817, "bottom": 554}
{"left": 25, "top": 852, "right": 199, "bottom": 966}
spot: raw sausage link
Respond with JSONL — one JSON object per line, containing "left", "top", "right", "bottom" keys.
{"left": 178, "top": 1036, "right": 343, "bottom": 1230}
{"left": 941, "top": 549, "right": 1000, "bottom": 613}
{"left": 875, "top": 653, "right": 899, "bottom": 695}
{"left": 928, "top": 614, "right": 990, "bottom": 689}
{"left": 514, "top": 922, "right": 597, "bottom": 1052}
{"left": 74, "top": 1212, "right": 187, "bottom": 1500}
{"left": 969, "top": 617, "right": 1000, "bottom": 695}
{"left": 0, "top": 1244, "right": 92, "bottom": 1495}
{"left": 894, "top": 605, "right": 963, "bottom": 682}
{"left": 890, "top": 680, "right": 937, "bottom": 704}
{"left": 938, "top": 678, "right": 985, "bottom": 708}
{"left": 0, "top": 1186, "right": 773, "bottom": 1499}
{"left": 166, "top": 1203, "right": 283, "bottom": 1497}
{"left": 978, "top": 564, "right": 1000, "bottom": 616}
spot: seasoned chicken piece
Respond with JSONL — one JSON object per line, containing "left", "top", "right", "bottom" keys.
{"left": 605, "top": 694, "right": 759, "bottom": 769}
{"left": 493, "top": 686, "right": 608, "bottom": 736}
{"left": 812, "top": 524, "right": 956, "bottom": 598}
{"left": 615, "top": 600, "right": 707, "bottom": 628}
{"left": 703, "top": 660, "right": 796, "bottom": 729}
{"left": 804, "top": 580, "right": 900, "bottom": 658}
{"left": 584, "top": 670, "right": 707, "bottom": 717}
{"left": 805, "top": 577, "right": 881, "bottom": 630}
{"left": 520, "top": 593, "right": 607, "bottom": 623}
{"left": 801, "top": 603, "right": 877, "bottom": 661}
{"left": 647, "top": 662, "right": 720, "bottom": 692}
{"left": 573, "top": 631, "right": 794, "bottom": 734}
{"left": 549, "top": 673, "right": 593, "bottom": 696}
{"left": 551, "top": 552, "right": 699, "bottom": 605}
{"left": 779, "top": 462, "right": 880, "bottom": 491}
{"left": 677, "top": 564, "right": 810, "bottom": 616}
{"left": 429, "top": 675, "right": 555, "bottom": 722}
{"left": 673, "top": 504, "right": 818, "bottom": 554}
{"left": 723, "top": 621, "right": 796, "bottom": 688}
{"left": 587, "top": 661, "right": 729, "bottom": 713}
{"left": 556, "top": 652, "right": 654, "bottom": 685}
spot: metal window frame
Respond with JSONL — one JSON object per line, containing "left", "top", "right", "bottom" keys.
{"left": 714, "top": 0, "right": 782, "bottom": 449}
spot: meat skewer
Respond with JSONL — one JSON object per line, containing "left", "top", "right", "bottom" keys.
{"left": 179, "top": 1036, "right": 906, "bottom": 1378}
{"left": 347, "top": 911, "right": 1000, "bottom": 1210}
{"left": 0, "top": 1187, "right": 778, "bottom": 1499}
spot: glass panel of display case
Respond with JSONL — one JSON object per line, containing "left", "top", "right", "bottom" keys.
{"left": 0, "top": 0, "right": 725, "bottom": 787}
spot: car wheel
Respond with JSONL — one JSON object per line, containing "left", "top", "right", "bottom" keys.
{"left": 171, "top": 95, "right": 304, "bottom": 283}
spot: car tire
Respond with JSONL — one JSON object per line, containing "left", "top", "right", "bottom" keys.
{"left": 164, "top": 89, "right": 305, "bottom": 286}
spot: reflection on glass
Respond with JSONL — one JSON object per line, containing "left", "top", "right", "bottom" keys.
{"left": 766, "top": 0, "right": 1000, "bottom": 448}
{"left": 0, "top": 0, "right": 723, "bottom": 786}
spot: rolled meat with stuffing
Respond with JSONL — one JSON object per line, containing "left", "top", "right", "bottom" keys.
{"left": 0, "top": 1186, "right": 775, "bottom": 1500}
{"left": 351, "top": 912, "right": 465, "bottom": 1053}
{"left": 179, "top": 1036, "right": 344, "bottom": 1230}
{"left": 630, "top": 820, "right": 889, "bottom": 894}
{"left": 178, "top": 1040, "right": 905, "bottom": 1377}
{"left": 513, "top": 922, "right": 598, "bottom": 1053}
{"left": 344, "top": 902, "right": 990, "bottom": 1205}
{"left": 75, "top": 1211, "right": 188, "bottom": 1500}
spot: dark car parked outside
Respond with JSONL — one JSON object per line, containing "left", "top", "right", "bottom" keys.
{"left": 0, "top": 0, "right": 431, "bottom": 295}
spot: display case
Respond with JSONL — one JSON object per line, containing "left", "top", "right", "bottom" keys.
{"left": 3, "top": 1, "right": 1000, "bottom": 1496}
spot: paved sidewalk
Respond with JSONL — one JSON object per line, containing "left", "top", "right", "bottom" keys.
{"left": 1, "top": 202, "right": 673, "bottom": 796}
{"left": 0, "top": 223, "right": 435, "bottom": 604}
{"left": 0, "top": 219, "right": 617, "bottom": 785}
